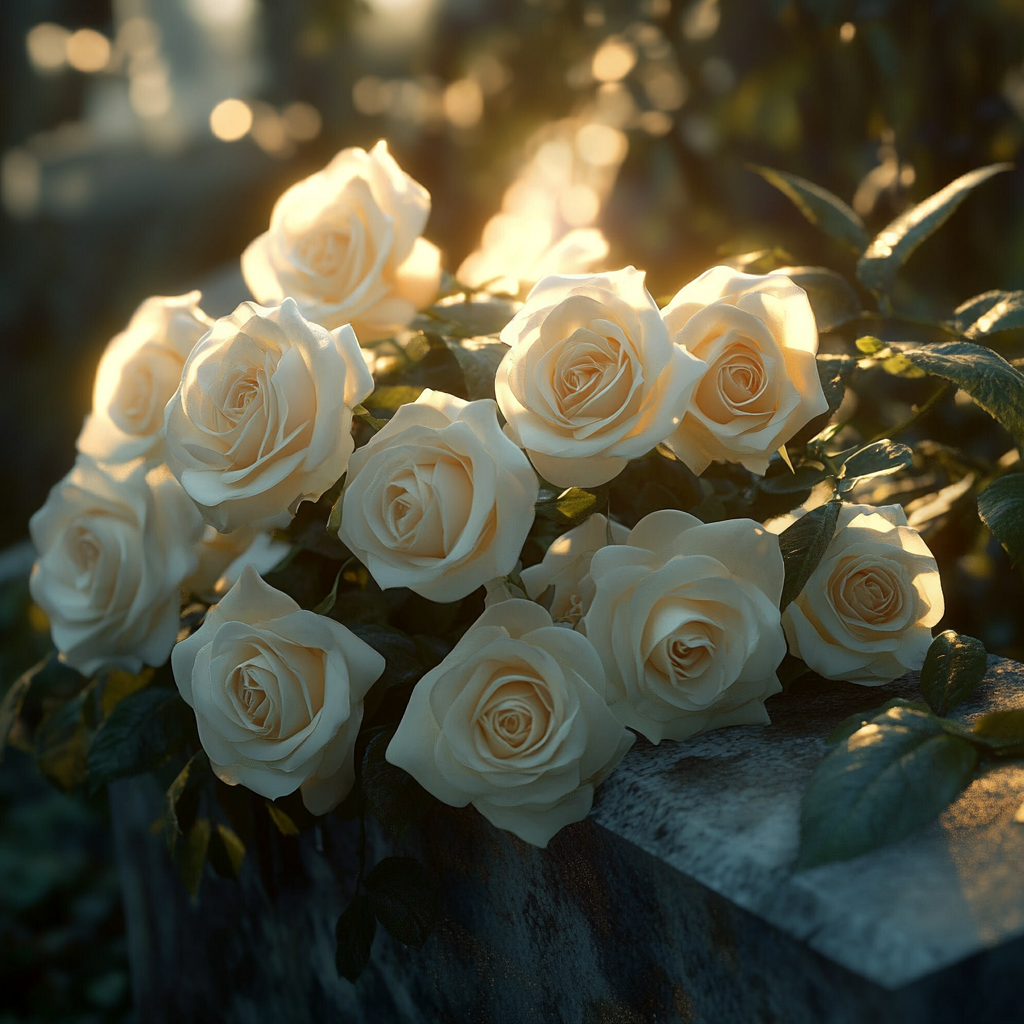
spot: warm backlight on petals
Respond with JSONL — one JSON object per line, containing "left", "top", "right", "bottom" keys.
{"left": 210, "top": 99, "right": 253, "bottom": 141}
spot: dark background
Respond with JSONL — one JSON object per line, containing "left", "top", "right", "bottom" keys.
{"left": 2, "top": 1, "right": 1024, "bottom": 1020}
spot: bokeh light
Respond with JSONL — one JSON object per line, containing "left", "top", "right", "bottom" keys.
{"left": 26, "top": 23, "right": 70, "bottom": 73}
{"left": 209, "top": 99, "right": 253, "bottom": 141}
{"left": 282, "top": 103, "right": 322, "bottom": 142}
{"left": 66, "top": 29, "right": 111, "bottom": 73}
{"left": 592, "top": 38, "right": 637, "bottom": 84}
{"left": 443, "top": 79, "right": 484, "bottom": 129}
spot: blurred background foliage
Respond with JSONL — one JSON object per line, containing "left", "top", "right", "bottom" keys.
{"left": 2, "top": 0, "right": 1024, "bottom": 1018}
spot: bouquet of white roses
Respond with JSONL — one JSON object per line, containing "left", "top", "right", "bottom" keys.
{"left": 8, "top": 140, "right": 1024, "bottom": 979}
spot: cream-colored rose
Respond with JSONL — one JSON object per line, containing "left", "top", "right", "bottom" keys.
{"left": 337, "top": 389, "right": 539, "bottom": 603}
{"left": 186, "top": 525, "right": 290, "bottom": 601}
{"left": 662, "top": 267, "right": 828, "bottom": 475}
{"left": 241, "top": 140, "right": 442, "bottom": 342}
{"left": 172, "top": 565, "right": 384, "bottom": 814}
{"left": 163, "top": 297, "right": 373, "bottom": 533}
{"left": 496, "top": 267, "right": 705, "bottom": 488}
{"left": 29, "top": 456, "right": 204, "bottom": 675}
{"left": 77, "top": 292, "right": 213, "bottom": 463}
{"left": 583, "top": 510, "right": 787, "bottom": 743}
{"left": 782, "top": 504, "right": 944, "bottom": 684}
{"left": 386, "top": 599, "right": 634, "bottom": 847}
{"left": 520, "top": 513, "right": 628, "bottom": 624}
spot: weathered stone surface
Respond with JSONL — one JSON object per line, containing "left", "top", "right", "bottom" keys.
{"left": 110, "top": 658, "right": 1024, "bottom": 1024}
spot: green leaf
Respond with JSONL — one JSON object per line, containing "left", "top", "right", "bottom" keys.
{"left": 364, "top": 385, "right": 424, "bottom": 413}
{"left": 978, "top": 473, "right": 1024, "bottom": 566}
{"left": 759, "top": 463, "right": 828, "bottom": 495}
{"left": 87, "top": 686, "right": 195, "bottom": 792}
{"left": 747, "top": 165, "right": 868, "bottom": 253}
{"left": 327, "top": 494, "right": 344, "bottom": 538}
{"left": 176, "top": 817, "right": 211, "bottom": 897}
{"left": 815, "top": 353, "right": 856, "bottom": 416}
{"left": 971, "top": 707, "right": 1024, "bottom": 756}
{"left": 364, "top": 856, "right": 439, "bottom": 948}
{"left": 856, "top": 164, "right": 1012, "bottom": 296}
{"left": 99, "top": 667, "right": 153, "bottom": 718}
{"left": 35, "top": 690, "right": 92, "bottom": 792}
{"left": 164, "top": 750, "right": 209, "bottom": 854}
{"left": 344, "top": 624, "right": 423, "bottom": 711}
{"left": 898, "top": 342, "right": 1024, "bottom": 445}
{"left": 799, "top": 706, "right": 978, "bottom": 867}
{"left": 313, "top": 569, "right": 343, "bottom": 616}
{"left": 335, "top": 894, "right": 377, "bottom": 983}
{"left": 919, "top": 630, "right": 988, "bottom": 716}
{"left": 535, "top": 486, "right": 607, "bottom": 527}
{"left": 362, "top": 729, "right": 432, "bottom": 840}
{"left": 0, "top": 656, "right": 48, "bottom": 758}
{"left": 825, "top": 699, "right": 930, "bottom": 745}
{"left": 264, "top": 801, "right": 300, "bottom": 836}
{"left": 856, "top": 335, "right": 886, "bottom": 355}
{"left": 443, "top": 337, "right": 509, "bottom": 401}
{"left": 352, "top": 405, "right": 386, "bottom": 432}
{"left": 837, "top": 440, "right": 913, "bottom": 487}
{"left": 427, "top": 297, "right": 517, "bottom": 337}
{"left": 949, "top": 290, "right": 1024, "bottom": 339}
{"left": 207, "top": 822, "right": 245, "bottom": 879}
{"left": 775, "top": 266, "right": 863, "bottom": 332}
{"left": 778, "top": 499, "right": 841, "bottom": 610}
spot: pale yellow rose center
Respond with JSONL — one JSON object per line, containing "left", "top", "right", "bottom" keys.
{"left": 236, "top": 665, "right": 273, "bottom": 728}
{"left": 834, "top": 561, "right": 904, "bottom": 626}
{"left": 477, "top": 679, "right": 552, "bottom": 758}
{"left": 69, "top": 525, "right": 100, "bottom": 587}
{"left": 697, "top": 340, "right": 774, "bottom": 423}
{"left": 378, "top": 455, "right": 474, "bottom": 558}
{"left": 551, "top": 327, "right": 634, "bottom": 424}
{"left": 295, "top": 227, "right": 349, "bottom": 279}
{"left": 222, "top": 368, "right": 261, "bottom": 422}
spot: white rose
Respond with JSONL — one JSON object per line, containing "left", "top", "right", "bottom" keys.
{"left": 583, "top": 510, "right": 787, "bottom": 743}
{"left": 782, "top": 504, "right": 945, "bottom": 684}
{"left": 77, "top": 292, "right": 213, "bottom": 463}
{"left": 163, "top": 297, "right": 373, "bottom": 533}
{"left": 520, "top": 512, "right": 628, "bottom": 624}
{"left": 29, "top": 456, "right": 204, "bottom": 676}
{"left": 241, "top": 140, "right": 442, "bottom": 342}
{"left": 662, "top": 267, "right": 828, "bottom": 475}
{"left": 496, "top": 267, "right": 705, "bottom": 488}
{"left": 386, "top": 599, "right": 634, "bottom": 847}
{"left": 337, "top": 389, "right": 539, "bottom": 603}
{"left": 186, "top": 525, "right": 290, "bottom": 601}
{"left": 172, "top": 565, "right": 385, "bottom": 814}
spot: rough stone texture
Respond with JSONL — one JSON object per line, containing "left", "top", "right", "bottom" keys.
{"left": 110, "top": 658, "right": 1024, "bottom": 1024}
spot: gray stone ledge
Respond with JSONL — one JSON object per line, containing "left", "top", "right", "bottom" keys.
{"left": 590, "top": 656, "right": 1024, "bottom": 991}
{"left": 110, "top": 657, "right": 1024, "bottom": 1024}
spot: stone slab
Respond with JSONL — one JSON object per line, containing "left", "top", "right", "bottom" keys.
{"left": 590, "top": 656, "right": 1024, "bottom": 990}
{"left": 109, "top": 658, "right": 1024, "bottom": 1023}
